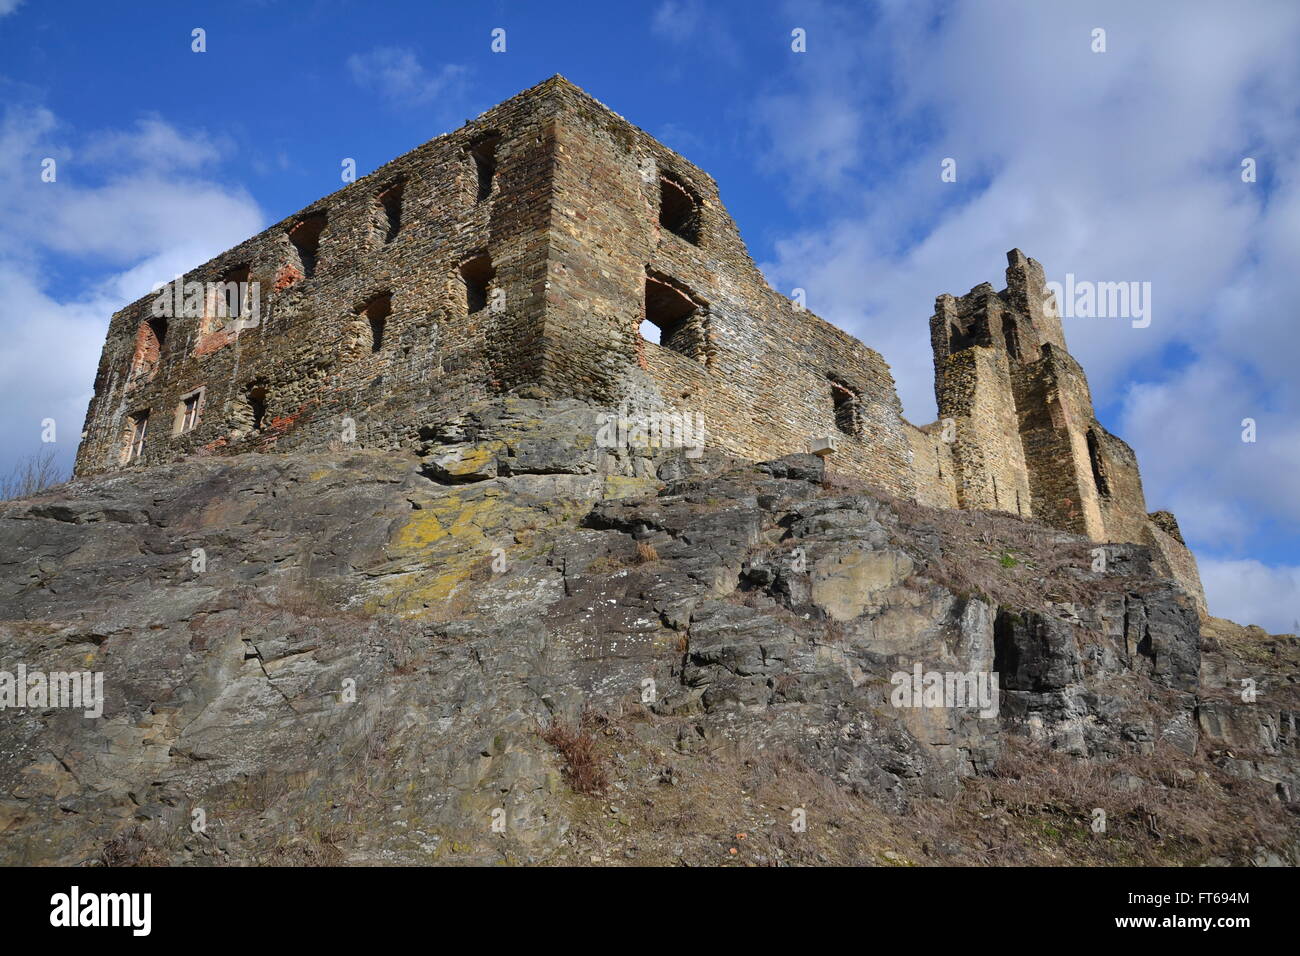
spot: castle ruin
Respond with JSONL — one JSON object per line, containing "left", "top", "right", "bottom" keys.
{"left": 74, "top": 76, "right": 1205, "bottom": 610}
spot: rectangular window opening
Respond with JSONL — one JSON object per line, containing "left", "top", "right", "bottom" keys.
{"left": 288, "top": 213, "right": 326, "bottom": 279}
{"left": 377, "top": 182, "right": 404, "bottom": 243}
{"left": 175, "top": 389, "right": 204, "bottom": 435}
{"left": 360, "top": 293, "right": 392, "bottom": 353}
{"left": 829, "top": 377, "right": 861, "bottom": 437}
{"left": 125, "top": 410, "right": 149, "bottom": 462}
{"left": 460, "top": 255, "right": 494, "bottom": 314}
{"left": 469, "top": 136, "right": 499, "bottom": 203}
{"left": 644, "top": 272, "right": 708, "bottom": 363}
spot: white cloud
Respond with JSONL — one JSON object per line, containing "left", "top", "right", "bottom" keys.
{"left": 0, "top": 104, "right": 263, "bottom": 483}
{"left": 1200, "top": 558, "right": 1300, "bottom": 634}
{"left": 0, "top": 264, "right": 109, "bottom": 472}
{"left": 43, "top": 176, "right": 261, "bottom": 264}
{"left": 0, "top": 0, "right": 23, "bottom": 18}
{"left": 758, "top": 1, "right": 1300, "bottom": 417}
{"left": 1119, "top": 361, "right": 1300, "bottom": 547}
{"left": 346, "top": 48, "right": 466, "bottom": 106}
{"left": 0, "top": 107, "right": 257, "bottom": 267}
{"left": 754, "top": 90, "right": 865, "bottom": 194}
{"left": 81, "top": 116, "right": 230, "bottom": 173}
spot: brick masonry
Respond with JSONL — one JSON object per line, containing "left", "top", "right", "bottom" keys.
{"left": 73, "top": 75, "right": 1205, "bottom": 611}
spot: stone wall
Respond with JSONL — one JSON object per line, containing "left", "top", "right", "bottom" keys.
{"left": 934, "top": 347, "right": 1032, "bottom": 515}
{"left": 1145, "top": 512, "right": 1209, "bottom": 614}
{"left": 74, "top": 80, "right": 566, "bottom": 475}
{"left": 907, "top": 422, "right": 959, "bottom": 509}
{"left": 1011, "top": 348, "right": 1104, "bottom": 538}
{"left": 540, "top": 81, "right": 917, "bottom": 497}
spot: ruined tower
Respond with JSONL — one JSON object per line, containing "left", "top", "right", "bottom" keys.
{"left": 927, "top": 250, "right": 1204, "bottom": 610}
{"left": 72, "top": 75, "right": 1204, "bottom": 611}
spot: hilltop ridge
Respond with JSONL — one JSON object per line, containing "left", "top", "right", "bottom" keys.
{"left": 2, "top": 395, "right": 1294, "bottom": 866}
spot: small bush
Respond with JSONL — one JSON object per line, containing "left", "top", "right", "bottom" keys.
{"left": 1, "top": 448, "right": 67, "bottom": 501}
{"left": 542, "top": 716, "right": 609, "bottom": 795}
{"left": 823, "top": 618, "right": 849, "bottom": 642}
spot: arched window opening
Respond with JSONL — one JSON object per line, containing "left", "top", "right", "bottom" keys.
{"left": 248, "top": 387, "right": 268, "bottom": 431}
{"left": 131, "top": 317, "right": 167, "bottom": 377}
{"left": 147, "top": 316, "right": 167, "bottom": 351}
{"left": 468, "top": 135, "right": 499, "bottom": 202}
{"left": 288, "top": 213, "right": 327, "bottom": 279}
{"left": 658, "top": 171, "right": 701, "bottom": 245}
{"left": 360, "top": 292, "right": 392, "bottom": 353}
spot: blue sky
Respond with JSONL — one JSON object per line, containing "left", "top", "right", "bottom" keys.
{"left": 0, "top": 0, "right": 1297, "bottom": 630}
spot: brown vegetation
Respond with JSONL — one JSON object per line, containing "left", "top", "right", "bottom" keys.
{"left": 542, "top": 713, "right": 610, "bottom": 795}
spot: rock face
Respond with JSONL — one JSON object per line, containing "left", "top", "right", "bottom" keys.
{"left": 1, "top": 397, "right": 1295, "bottom": 866}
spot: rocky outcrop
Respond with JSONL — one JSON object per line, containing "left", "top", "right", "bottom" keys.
{"left": 1, "top": 397, "right": 1295, "bottom": 866}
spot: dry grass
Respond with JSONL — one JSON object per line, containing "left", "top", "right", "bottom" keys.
{"left": 584, "top": 539, "right": 661, "bottom": 574}
{"left": 823, "top": 618, "right": 849, "bottom": 643}
{"left": 937, "top": 735, "right": 1292, "bottom": 865}
{"left": 96, "top": 825, "right": 172, "bottom": 867}
{"left": 265, "top": 824, "right": 347, "bottom": 865}
{"left": 542, "top": 705, "right": 933, "bottom": 867}
{"left": 582, "top": 554, "right": 629, "bottom": 575}
{"left": 1, "top": 447, "right": 67, "bottom": 502}
{"left": 884, "top": 494, "right": 1135, "bottom": 613}
{"left": 541, "top": 712, "right": 610, "bottom": 795}
{"left": 540, "top": 705, "right": 1293, "bottom": 867}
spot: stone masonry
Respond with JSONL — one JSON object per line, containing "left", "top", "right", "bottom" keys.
{"left": 73, "top": 75, "right": 1205, "bottom": 610}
